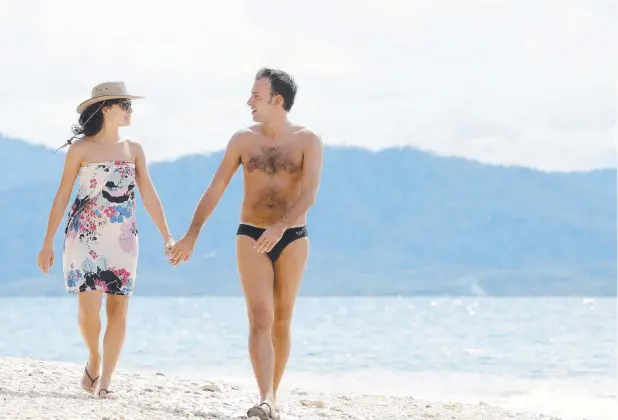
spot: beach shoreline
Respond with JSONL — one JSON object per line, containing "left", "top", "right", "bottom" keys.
{"left": 0, "top": 357, "right": 559, "bottom": 419}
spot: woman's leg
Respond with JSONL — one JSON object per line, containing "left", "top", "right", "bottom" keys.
{"left": 98, "top": 293, "right": 130, "bottom": 397}
{"left": 77, "top": 291, "right": 103, "bottom": 392}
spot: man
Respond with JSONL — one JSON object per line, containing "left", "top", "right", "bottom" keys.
{"left": 169, "top": 68, "right": 323, "bottom": 419}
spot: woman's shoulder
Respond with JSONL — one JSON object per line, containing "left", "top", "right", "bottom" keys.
{"left": 69, "top": 137, "right": 90, "bottom": 148}
{"left": 64, "top": 137, "right": 89, "bottom": 157}
{"left": 122, "top": 138, "right": 147, "bottom": 163}
{"left": 123, "top": 137, "right": 143, "bottom": 152}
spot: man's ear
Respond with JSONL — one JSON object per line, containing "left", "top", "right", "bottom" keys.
{"left": 273, "top": 94, "right": 284, "bottom": 108}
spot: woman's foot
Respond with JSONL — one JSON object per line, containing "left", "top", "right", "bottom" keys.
{"left": 97, "top": 388, "right": 117, "bottom": 399}
{"left": 97, "top": 375, "right": 118, "bottom": 399}
{"left": 247, "top": 400, "right": 279, "bottom": 419}
{"left": 81, "top": 359, "right": 100, "bottom": 393}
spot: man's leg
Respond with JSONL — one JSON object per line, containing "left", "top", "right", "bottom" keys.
{"left": 272, "top": 236, "right": 309, "bottom": 399}
{"left": 236, "top": 235, "right": 277, "bottom": 410}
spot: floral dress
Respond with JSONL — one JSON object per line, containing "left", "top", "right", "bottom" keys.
{"left": 63, "top": 160, "right": 139, "bottom": 295}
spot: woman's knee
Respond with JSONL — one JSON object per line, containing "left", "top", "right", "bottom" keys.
{"left": 106, "top": 295, "right": 129, "bottom": 322}
{"left": 78, "top": 306, "right": 101, "bottom": 325}
{"left": 78, "top": 292, "right": 102, "bottom": 322}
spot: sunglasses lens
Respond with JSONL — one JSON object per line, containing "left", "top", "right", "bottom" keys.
{"left": 120, "top": 100, "right": 131, "bottom": 110}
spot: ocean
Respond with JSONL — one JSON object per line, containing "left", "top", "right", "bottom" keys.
{"left": 0, "top": 296, "right": 615, "bottom": 420}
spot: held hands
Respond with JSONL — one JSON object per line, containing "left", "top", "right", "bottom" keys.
{"left": 254, "top": 223, "right": 285, "bottom": 253}
{"left": 168, "top": 235, "right": 197, "bottom": 266}
{"left": 164, "top": 237, "right": 175, "bottom": 259}
{"left": 164, "top": 222, "right": 285, "bottom": 266}
{"left": 37, "top": 242, "right": 54, "bottom": 274}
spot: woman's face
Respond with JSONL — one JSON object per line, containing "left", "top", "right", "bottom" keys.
{"left": 104, "top": 99, "right": 132, "bottom": 127}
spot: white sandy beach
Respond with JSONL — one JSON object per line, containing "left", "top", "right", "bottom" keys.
{"left": 0, "top": 357, "right": 559, "bottom": 420}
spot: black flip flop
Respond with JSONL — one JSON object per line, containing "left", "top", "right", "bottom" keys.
{"left": 98, "top": 389, "right": 116, "bottom": 399}
{"left": 247, "top": 401, "right": 276, "bottom": 419}
{"left": 82, "top": 366, "right": 99, "bottom": 392}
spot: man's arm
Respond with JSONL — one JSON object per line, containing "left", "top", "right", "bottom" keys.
{"left": 184, "top": 132, "right": 244, "bottom": 239}
{"left": 273, "top": 131, "right": 323, "bottom": 229}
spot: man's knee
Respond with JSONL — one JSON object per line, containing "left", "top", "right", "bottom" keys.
{"left": 248, "top": 305, "right": 274, "bottom": 333}
{"left": 273, "top": 318, "right": 292, "bottom": 336}
{"left": 273, "top": 305, "right": 293, "bottom": 333}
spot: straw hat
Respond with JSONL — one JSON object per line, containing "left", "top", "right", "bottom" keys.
{"left": 76, "top": 81, "right": 144, "bottom": 113}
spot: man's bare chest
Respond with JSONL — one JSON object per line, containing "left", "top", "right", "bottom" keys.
{"left": 242, "top": 145, "right": 303, "bottom": 175}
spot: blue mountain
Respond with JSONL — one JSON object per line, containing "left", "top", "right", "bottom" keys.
{"left": 1, "top": 133, "right": 616, "bottom": 296}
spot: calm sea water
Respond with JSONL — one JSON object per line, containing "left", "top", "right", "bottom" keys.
{"left": 0, "top": 297, "right": 615, "bottom": 420}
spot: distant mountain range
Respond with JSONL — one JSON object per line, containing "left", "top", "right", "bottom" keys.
{"left": 1, "top": 133, "right": 616, "bottom": 297}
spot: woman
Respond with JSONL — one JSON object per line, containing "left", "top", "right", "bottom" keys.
{"left": 37, "top": 81, "right": 175, "bottom": 398}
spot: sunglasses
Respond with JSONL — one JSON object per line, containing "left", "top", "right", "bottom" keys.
{"left": 112, "top": 99, "right": 132, "bottom": 111}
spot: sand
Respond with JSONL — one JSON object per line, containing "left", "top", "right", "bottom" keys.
{"left": 0, "top": 357, "right": 559, "bottom": 420}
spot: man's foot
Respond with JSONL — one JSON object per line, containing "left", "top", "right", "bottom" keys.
{"left": 81, "top": 364, "right": 99, "bottom": 393}
{"left": 247, "top": 400, "right": 279, "bottom": 419}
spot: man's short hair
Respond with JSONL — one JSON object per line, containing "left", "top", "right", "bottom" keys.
{"left": 255, "top": 68, "right": 298, "bottom": 112}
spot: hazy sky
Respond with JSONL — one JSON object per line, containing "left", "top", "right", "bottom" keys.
{"left": 1, "top": 0, "right": 615, "bottom": 171}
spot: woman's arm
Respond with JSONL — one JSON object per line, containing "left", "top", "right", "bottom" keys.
{"left": 131, "top": 140, "right": 173, "bottom": 243}
{"left": 38, "top": 142, "right": 83, "bottom": 273}
{"left": 42, "top": 143, "right": 83, "bottom": 246}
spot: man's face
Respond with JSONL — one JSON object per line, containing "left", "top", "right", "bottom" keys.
{"left": 247, "top": 77, "right": 276, "bottom": 122}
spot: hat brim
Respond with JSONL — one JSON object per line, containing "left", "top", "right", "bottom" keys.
{"left": 76, "top": 95, "right": 145, "bottom": 114}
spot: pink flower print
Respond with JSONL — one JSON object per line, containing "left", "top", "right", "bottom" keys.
{"left": 111, "top": 268, "right": 131, "bottom": 286}
{"left": 104, "top": 206, "right": 117, "bottom": 219}
{"left": 85, "top": 220, "right": 96, "bottom": 233}
{"left": 89, "top": 250, "right": 98, "bottom": 259}
{"left": 94, "top": 279, "right": 108, "bottom": 293}
{"left": 89, "top": 178, "right": 97, "bottom": 189}
{"left": 119, "top": 220, "right": 137, "bottom": 256}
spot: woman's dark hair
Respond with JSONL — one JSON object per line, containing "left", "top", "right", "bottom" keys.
{"left": 53, "top": 99, "right": 123, "bottom": 154}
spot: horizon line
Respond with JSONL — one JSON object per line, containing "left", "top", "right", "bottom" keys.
{"left": 2, "top": 134, "right": 616, "bottom": 174}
